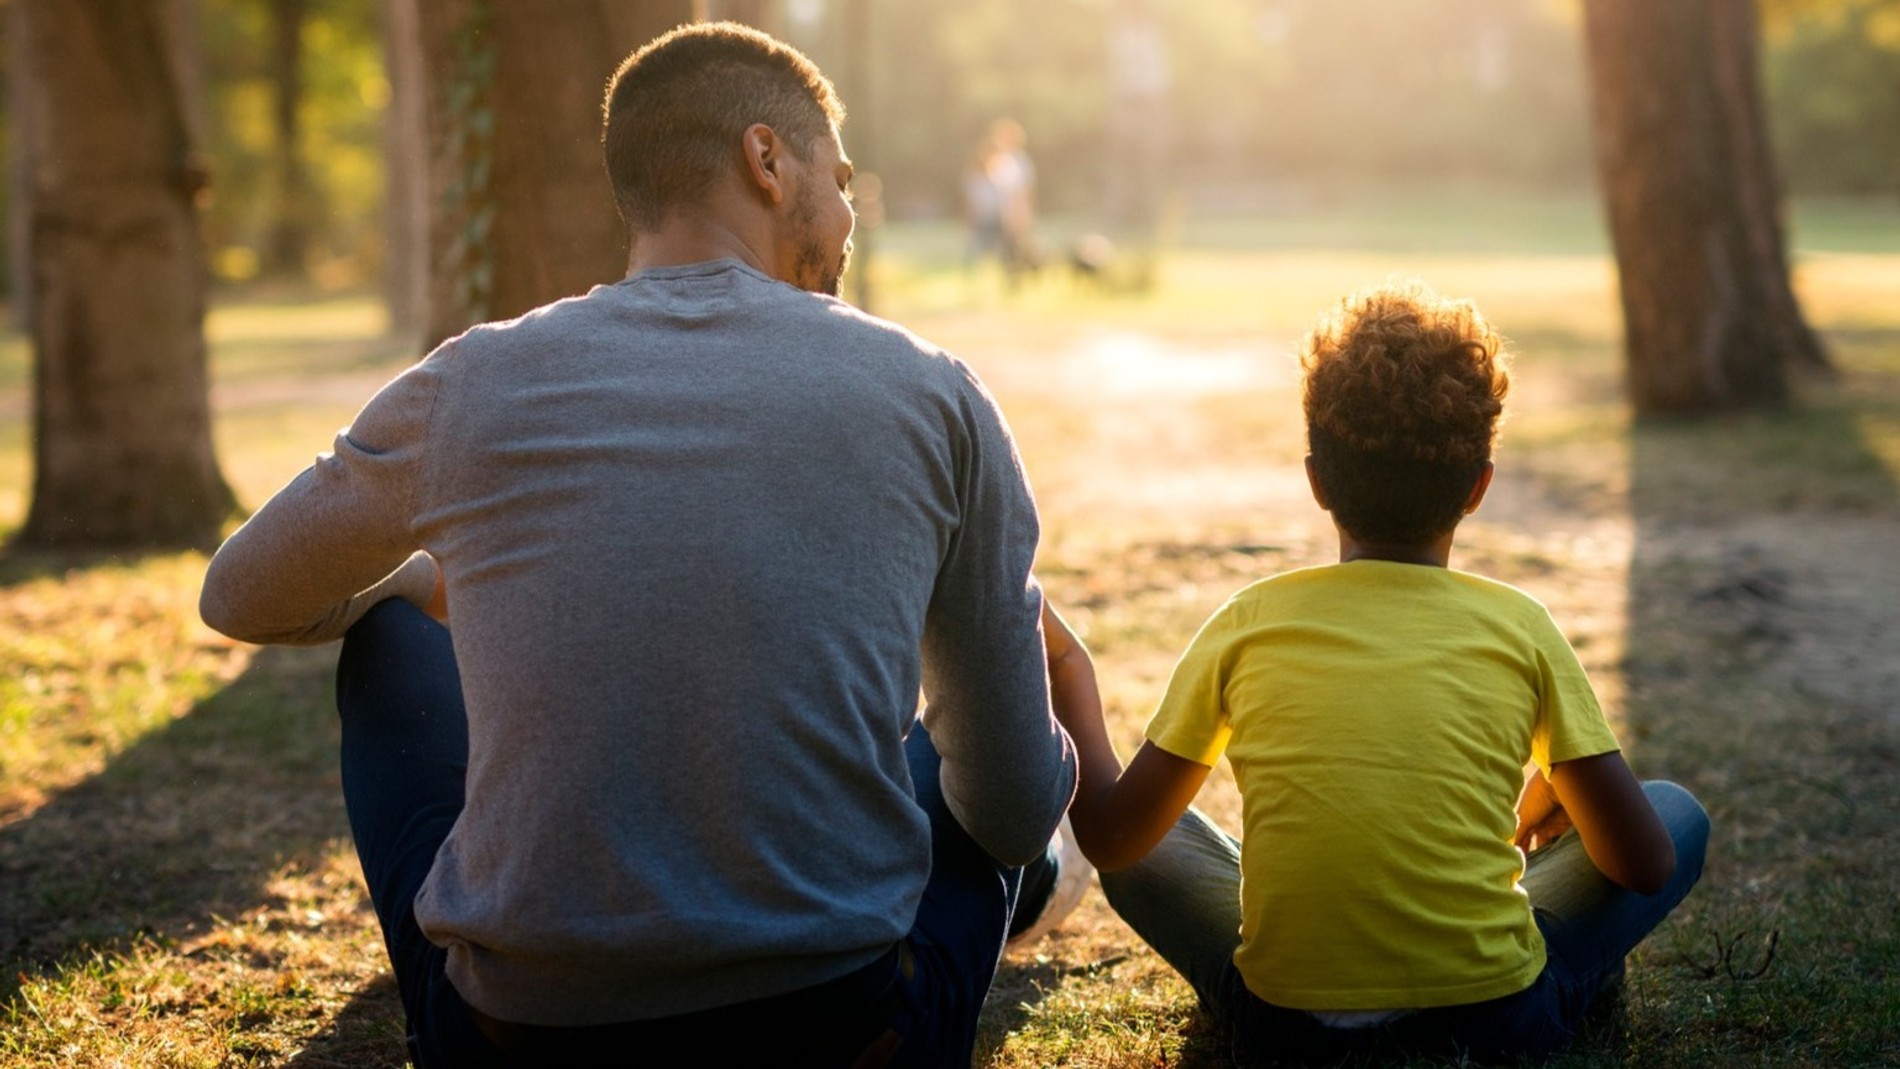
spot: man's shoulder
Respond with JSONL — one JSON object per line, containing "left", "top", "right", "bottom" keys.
{"left": 794, "top": 292, "right": 968, "bottom": 374}
{"left": 421, "top": 265, "right": 988, "bottom": 411}
{"left": 754, "top": 286, "right": 999, "bottom": 411}
{"left": 416, "top": 288, "right": 608, "bottom": 371}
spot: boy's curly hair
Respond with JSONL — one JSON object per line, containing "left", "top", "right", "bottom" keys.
{"left": 1301, "top": 280, "right": 1511, "bottom": 545}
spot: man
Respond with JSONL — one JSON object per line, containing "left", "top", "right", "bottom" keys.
{"left": 200, "top": 23, "right": 1078, "bottom": 1067}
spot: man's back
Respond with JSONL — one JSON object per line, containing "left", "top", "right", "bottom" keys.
{"left": 203, "top": 259, "right": 1071, "bottom": 1025}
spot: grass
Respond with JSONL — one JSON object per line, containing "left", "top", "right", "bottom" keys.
{"left": 2, "top": 192, "right": 1899, "bottom": 1066}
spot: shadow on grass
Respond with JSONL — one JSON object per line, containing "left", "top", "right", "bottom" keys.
{"left": 978, "top": 955, "right": 1067, "bottom": 1057}
{"left": 0, "top": 645, "right": 356, "bottom": 996}
{"left": 1618, "top": 351, "right": 1900, "bottom": 1065}
{"left": 283, "top": 973, "right": 408, "bottom": 1069}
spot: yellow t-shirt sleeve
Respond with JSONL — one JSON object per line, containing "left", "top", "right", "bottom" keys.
{"left": 1145, "top": 604, "right": 1236, "bottom": 767}
{"left": 1527, "top": 605, "right": 1620, "bottom": 772}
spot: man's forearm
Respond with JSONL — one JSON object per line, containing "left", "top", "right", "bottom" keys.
{"left": 201, "top": 351, "right": 439, "bottom": 646}
{"left": 203, "top": 542, "right": 436, "bottom": 645}
{"left": 198, "top": 453, "right": 426, "bottom": 646}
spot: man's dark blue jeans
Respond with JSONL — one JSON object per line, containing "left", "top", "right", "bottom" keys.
{"left": 336, "top": 598, "right": 1053, "bottom": 1067}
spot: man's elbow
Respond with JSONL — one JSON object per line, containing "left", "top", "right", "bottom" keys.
{"left": 948, "top": 771, "right": 1076, "bottom": 868}
{"left": 986, "top": 831, "right": 1056, "bottom": 869}
{"left": 199, "top": 566, "right": 293, "bottom": 645}
{"left": 198, "top": 574, "right": 250, "bottom": 642}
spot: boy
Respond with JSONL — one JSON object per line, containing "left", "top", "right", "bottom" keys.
{"left": 1043, "top": 280, "right": 1708, "bottom": 1064}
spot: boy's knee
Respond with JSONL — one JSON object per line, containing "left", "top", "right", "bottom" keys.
{"left": 1642, "top": 781, "right": 1710, "bottom": 882}
{"left": 1099, "top": 810, "right": 1237, "bottom": 910}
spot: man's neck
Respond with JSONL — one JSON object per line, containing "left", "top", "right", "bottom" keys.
{"left": 625, "top": 208, "right": 775, "bottom": 281}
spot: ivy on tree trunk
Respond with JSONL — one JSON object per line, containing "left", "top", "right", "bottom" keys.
{"left": 416, "top": 0, "right": 695, "bottom": 350}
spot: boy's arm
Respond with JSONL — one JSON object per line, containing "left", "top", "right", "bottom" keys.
{"left": 1520, "top": 601, "right": 1674, "bottom": 893}
{"left": 1044, "top": 602, "right": 1211, "bottom": 871}
{"left": 1543, "top": 751, "right": 1676, "bottom": 894}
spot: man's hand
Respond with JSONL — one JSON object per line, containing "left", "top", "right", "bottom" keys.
{"left": 423, "top": 560, "right": 449, "bottom": 624}
{"left": 1515, "top": 766, "right": 1571, "bottom": 852}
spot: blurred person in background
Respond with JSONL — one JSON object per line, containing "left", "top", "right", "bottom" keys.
{"left": 964, "top": 119, "right": 1040, "bottom": 290}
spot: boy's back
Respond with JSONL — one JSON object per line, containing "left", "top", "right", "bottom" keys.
{"left": 1147, "top": 561, "right": 1617, "bottom": 1010}
{"left": 1043, "top": 278, "right": 1704, "bottom": 1064}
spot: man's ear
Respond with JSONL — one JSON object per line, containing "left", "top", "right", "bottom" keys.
{"left": 741, "top": 123, "right": 787, "bottom": 206}
{"left": 1304, "top": 455, "right": 1331, "bottom": 511}
{"left": 1463, "top": 460, "right": 1495, "bottom": 515}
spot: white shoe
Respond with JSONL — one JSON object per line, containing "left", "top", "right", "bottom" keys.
{"left": 1007, "top": 816, "right": 1093, "bottom": 949}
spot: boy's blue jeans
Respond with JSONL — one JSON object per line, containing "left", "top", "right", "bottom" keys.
{"left": 335, "top": 598, "right": 1053, "bottom": 1068}
{"left": 1100, "top": 783, "right": 1709, "bottom": 1066}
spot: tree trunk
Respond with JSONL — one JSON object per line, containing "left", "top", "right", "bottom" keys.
{"left": 16, "top": 0, "right": 233, "bottom": 549}
{"left": 1581, "top": 0, "right": 1813, "bottom": 413}
{"left": 8, "top": 0, "right": 34, "bottom": 330}
{"left": 263, "top": 0, "right": 313, "bottom": 276}
{"left": 383, "top": 0, "right": 429, "bottom": 341}
{"left": 1710, "top": 0, "right": 1829, "bottom": 373}
{"left": 417, "top": 0, "right": 695, "bottom": 349}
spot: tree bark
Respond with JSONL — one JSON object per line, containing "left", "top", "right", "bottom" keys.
{"left": 416, "top": 0, "right": 695, "bottom": 349}
{"left": 1710, "top": 0, "right": 1829, "bottom": 372}
{"left": 16, "top": 0, "right": 233, "bottom": 549}
{"left": 8, "top": 0, "right": 35, "bottom": 330}
{"left": 383, "top": 0, "right": 429, "bottom": 341}
{"left": 263, "top": 0, "right": 314, "bottom": 276}
{"left": 1581, "top": 0, "right": 1815, "bottom": 413}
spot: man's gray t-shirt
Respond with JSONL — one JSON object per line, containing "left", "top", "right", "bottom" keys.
{"left": 200, "top": 259, "right": 1076, "bottom": 1025}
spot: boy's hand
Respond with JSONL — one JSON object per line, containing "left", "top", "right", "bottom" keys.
{"left": 1514, "top": 767, "right": 1571, "bottom": 851}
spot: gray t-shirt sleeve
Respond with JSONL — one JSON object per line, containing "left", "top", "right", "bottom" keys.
{"left": 919, "top": 365, "right": 1077, "bottom": 866}
{"left": 199, "top": 357, "right": 440, "bottom": 645}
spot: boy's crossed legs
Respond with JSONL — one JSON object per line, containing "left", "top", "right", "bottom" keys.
{"left": 1100, "top": 786, "right": 1709, "bottom": 1065}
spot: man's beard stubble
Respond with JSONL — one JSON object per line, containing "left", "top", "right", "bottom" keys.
{"left": 792, "top": 188, "right": 850, "bottom": 298}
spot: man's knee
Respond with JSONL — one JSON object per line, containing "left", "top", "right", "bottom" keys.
{"left": 336, "top": 598, "right": 457, "bottom": 725}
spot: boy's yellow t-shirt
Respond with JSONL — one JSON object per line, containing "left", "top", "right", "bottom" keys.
{"left": 1146, "top": 560, "right": 1620, "bottom": 1011}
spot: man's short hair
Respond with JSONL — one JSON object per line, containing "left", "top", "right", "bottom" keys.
{"left": 602, "top": 21, "right": 844, "bottom": 231}
{"left": 1301, "top": 280, "right": 1511, "bottom": 545}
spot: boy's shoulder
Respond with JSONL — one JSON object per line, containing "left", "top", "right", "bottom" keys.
{"left": 1218, "top": 561, "right": 1555, "bottom": 626}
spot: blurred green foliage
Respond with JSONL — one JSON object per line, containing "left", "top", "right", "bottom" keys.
{"left": 1765, "top": 0, "right": 1900, "bottom": 194}
{"left": 0, "top": 0, "right": 1893, "bottom": 303}
{"left": 199, "top": 0, "right": 384, "bottom": 286}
